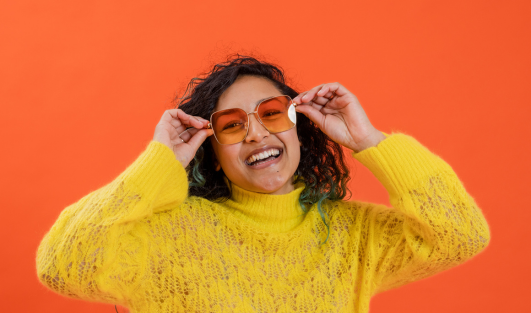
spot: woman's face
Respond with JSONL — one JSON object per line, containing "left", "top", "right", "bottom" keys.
{"left": 211, "top": 75, "right": 300, "bottom": 195}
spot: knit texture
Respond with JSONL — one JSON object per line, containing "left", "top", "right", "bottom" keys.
{"left": 36, "top": 133, "right": 490, "bottom": 312}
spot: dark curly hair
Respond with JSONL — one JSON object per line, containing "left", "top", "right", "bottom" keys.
{"left": 175, "top": 54, "right": 351, "bottom": 243}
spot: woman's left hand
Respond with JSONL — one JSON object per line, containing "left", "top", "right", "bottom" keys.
{"left": 293, "top": 82, "right": 387, "bottom": 153}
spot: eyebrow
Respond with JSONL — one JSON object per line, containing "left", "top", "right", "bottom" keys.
{"left": 251, "top": 95, "right": 283, "bottom": 109}
{"left": 213, "top": 108, "right": 243, "bottom": 119}
{"left": 254, "top": 97, "right": 270, "bottom": 106}
{"left": 213, "top": 96, "right": 280, "bottom": 117}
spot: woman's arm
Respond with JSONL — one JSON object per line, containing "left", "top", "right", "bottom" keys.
{"left": 293, "top": 82, "right": 489, "bottom": 294}
{"left": 353, "top": 133, "right": 490, "bottom": 294}
{"left": 36, "top": 108, "right": 213, "bottom": 304}
{"left": 36, "top": 141, "right": 188, "bottom": 304}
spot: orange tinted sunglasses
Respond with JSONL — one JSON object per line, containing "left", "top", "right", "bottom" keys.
{"left": 181, "top": 95, "right": 297, "bottom": 145}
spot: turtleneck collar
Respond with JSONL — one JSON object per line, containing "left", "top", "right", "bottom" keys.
{"left": 221, "top": 182, "right": 308, "bottom": 233}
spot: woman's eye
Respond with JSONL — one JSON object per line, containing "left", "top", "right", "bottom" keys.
{"left": 223, "top": 122, "right": 242, "bottom": 130}
{"left": 262, "top": 110, "right": 282, "bottom": 117}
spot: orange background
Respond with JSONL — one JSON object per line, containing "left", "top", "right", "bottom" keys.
{"left": 1, "top": 0, "right": 530, "bottom": 312}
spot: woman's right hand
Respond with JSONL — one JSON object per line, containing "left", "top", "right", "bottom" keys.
{"left": 153, "top": 109, "right": 213, "bottom": 167}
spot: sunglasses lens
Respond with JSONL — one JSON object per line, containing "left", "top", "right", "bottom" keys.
{"left": 257, "top": 96, "right": 296, "bottom": 133}
{"left": 211, "top": 108, "right": 248, "bottom": 145}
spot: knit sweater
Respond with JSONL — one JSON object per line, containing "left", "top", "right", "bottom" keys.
{"left": 36, "top": 133, "right": 490, "bottom": 313}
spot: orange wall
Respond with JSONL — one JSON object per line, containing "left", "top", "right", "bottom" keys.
{"left": 1, "top": 0, "right": 529, "bottom": 312}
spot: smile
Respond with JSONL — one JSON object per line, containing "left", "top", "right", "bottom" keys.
{"left": 245, "top": 148, "right": 283, "bottom": 167}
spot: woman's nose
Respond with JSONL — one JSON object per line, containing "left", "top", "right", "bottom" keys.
{"left": 244, "top": 113, "right": 269, "bottom": 143}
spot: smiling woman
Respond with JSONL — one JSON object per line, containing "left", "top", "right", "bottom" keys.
{"left": 177, "top": 57, "right": 352, "bottom": 209}
{"left": 36, "top": 55, "right": 491, "bottom": 313}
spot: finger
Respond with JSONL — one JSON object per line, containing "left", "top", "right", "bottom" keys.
{"left": 160, "top": 109, "right": 202, "bottom": 130}
{"left": 310, "top": 96, "right": 331, "bottom": 106}
{"left": 300, "top": 85, "right": 327, "bottom": 103}
{"left": 296, "top": 82, "right": 348, "bottom": 102}
{"left": 295, "top": 104, "right": 326, "bottom": 130}
{"left": 170, "top": 118, "right": 184, "bottom": 129}
{"left": 293, "top": 84, "right": 326, "bottom": 103}
{"left": 186, "top": 129, "right": 214, "bottom": 151}
{"left": 170, "top": 115, "right": 208, "bottom": 129}
{"left": 317, "top": 87, "right": 335, "bottom": 100}
{"left": 296, "top": 92, "right": 331, "bottom": 107}
{"left": 293, "top": 91, "right": 309, "bottom": 104}
{"left": 195, "top": 116, "right": 210, "bottom": 128}
{"left": 168, "top": 117, "right": 191, "bottom": 136}
{"left": 178, "top": 128, "right": 194, "bottom": 142}
{"left": 176, "top": 111, "right": 206, "bottom": 129}
{"left": 189, "top": 116, "right": 209, "bottom": 129}
{"left": 319, "top": 82, "right": 349, "bottom": 97}
{"left": 317, "top": 85, "right": 333, "bottom": 97}
{"left": 160, "top": 109, "right": 182, "bottom": 124}
{"left": 323, "top": 91, "right": 335, "bottom": 99}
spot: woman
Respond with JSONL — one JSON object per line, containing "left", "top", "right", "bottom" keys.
{"left": 37, "top": 55, "right": 490, "bottom": 312}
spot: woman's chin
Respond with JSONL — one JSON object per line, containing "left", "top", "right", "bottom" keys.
{"left": 233, "top": 175, "right": 295, "bottom": 195}
{"left": 255, "top": 178, "right": 295, "bottom": 195}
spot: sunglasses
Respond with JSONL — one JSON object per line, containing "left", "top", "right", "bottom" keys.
{"left": 181, "top": 95, "right": 297, "bottom": 145}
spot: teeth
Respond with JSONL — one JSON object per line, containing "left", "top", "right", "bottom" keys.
{"left": 246, "top": 149, "right": 280, "bottom": 164}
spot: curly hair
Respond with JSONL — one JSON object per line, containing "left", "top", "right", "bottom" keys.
{"left": 175, "top": 54, "right": 351, "bottom": 243}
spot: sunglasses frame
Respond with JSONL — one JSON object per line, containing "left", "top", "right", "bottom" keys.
{"left": 207, "top": 95, "right": 297, "bottom": 145}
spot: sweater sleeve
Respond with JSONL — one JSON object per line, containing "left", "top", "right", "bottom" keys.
{"left": 352, "top": 133, "right": 490, "bottom": 294}
{"left": 36, "top": 141, "right": 188, "bottom": 304}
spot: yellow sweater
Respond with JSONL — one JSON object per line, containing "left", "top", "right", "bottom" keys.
{"left": 36, "top": 133, "right": 490, "bottom": 312}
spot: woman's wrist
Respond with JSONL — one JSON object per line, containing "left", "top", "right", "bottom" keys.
{"left": 351, "top": 129, "right": 387, "bottom": 153}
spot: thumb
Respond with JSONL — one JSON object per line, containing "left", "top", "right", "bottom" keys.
{"left": 187, "top": 128, "right": 214, "bottom": 151}
{"left": 296, "top": 105, "right": 325, "bottom": 129}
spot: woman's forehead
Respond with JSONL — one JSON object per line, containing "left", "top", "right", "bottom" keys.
{"left": 215, "top": 76, "right": 282, "bottom": 112}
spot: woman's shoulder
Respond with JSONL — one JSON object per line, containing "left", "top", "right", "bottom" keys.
{"left": 326, "top": 198, "right": 393, "bottom": 221}
{"left": 138, "top": 196, "right": 221, "bottom": 234}
{"left": 144, "top": 195, "right": 218, "bottom": 223}
{"left": 324, "top": 199, "right": 398, "bottom": 240}
{"left": 175, "top": 195, "right": 220, "bottom": 215}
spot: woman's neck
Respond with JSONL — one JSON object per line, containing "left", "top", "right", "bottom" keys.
{"left": 225, "top": 182, "right": 307, "bottom": 232}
